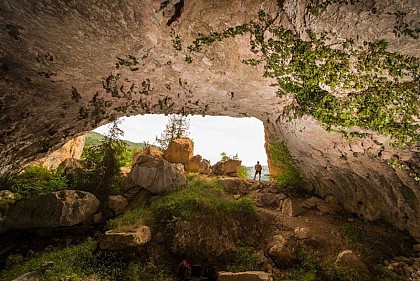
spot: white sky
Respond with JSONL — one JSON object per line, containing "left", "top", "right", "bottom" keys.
{"left": 94, "top": 114, "right": 268, "bottom": 167}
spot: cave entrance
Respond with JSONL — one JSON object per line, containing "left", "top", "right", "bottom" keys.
{"left": 93, "top": 114, "right": 269, "bottom": 180}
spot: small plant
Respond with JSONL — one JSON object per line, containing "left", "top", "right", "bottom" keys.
{"left": 237, "top": 166, "right": 249, "bottom": 179}
{"left": 5, "top": 165, "right": 68, "bottom": 199}
{"left": 268, "top": 141, "right": 303, "bottom": 190}
{"left": 226, "top": 246, "right": 261, "bottom": 272}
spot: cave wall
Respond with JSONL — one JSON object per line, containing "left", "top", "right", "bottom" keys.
{"left": 0, "top": 0, "right": 419, "bottom": 239}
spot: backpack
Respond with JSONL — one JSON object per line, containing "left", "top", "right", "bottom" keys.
{"left": 176, "top": 260, "right": 191, "bottom": 280}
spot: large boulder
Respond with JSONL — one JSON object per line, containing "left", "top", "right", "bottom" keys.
{"left": 131, "top": 147, "right": 164, "bottom": 167}
{"left": 6, "top": 190, "right": 100, "bottom": 229}
{"left": 98, "top": 225, "right": 152, "bottom": 250}
{"left": 212, "top": 160, "right": 242, "bottom": 177}
{"left": 218, "top": 271, "right": 273, "bottom": 281}
{"left": 164, "top": 137, "right": 194, "bottom": 165}
{"left": 185, "top": 155, "right": 211, "bottom": 174}
{"left": 130, "top": 154, "right": 186, "bottom": 194}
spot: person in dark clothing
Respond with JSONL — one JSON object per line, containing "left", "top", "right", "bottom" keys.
{"left": 254, "top": 161, "right": 262, "bottom": 181}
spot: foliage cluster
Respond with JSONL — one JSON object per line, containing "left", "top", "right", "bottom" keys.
{"left": 180, "top": 11, "right": 419, "bottom": 148}
{"left": 107, "top": 175, "right": 257, "bottom": 231}
{"left": 85, "top": 131, "right": 144, "bottom": 167}
{"left": 73, "top": 121, "right": 127, "bottom": 198}
{"left": 0, "top": 238, "right": 175, "bottom": 281}
{"left": 155, "top": 114, "right": 190, "bottom": 150}
{"left": 269, "top": 141, "right": 303, "bottom": 190}
{"left": 4, "top": 165, "right": 68, "bottom": 199}
{"left": 226, "top": 246, "right": 262, "bottom": 272}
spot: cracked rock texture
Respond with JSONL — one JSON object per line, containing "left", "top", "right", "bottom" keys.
{"left": 0, "top": 1, "right": 419, "bottom": 240}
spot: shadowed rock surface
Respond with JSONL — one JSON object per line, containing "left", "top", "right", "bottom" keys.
{"left": 0, "top": 0, "right": 419, "bottom": 240}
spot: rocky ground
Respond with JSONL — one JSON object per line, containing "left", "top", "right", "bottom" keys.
{"left": 1, "top": 176, "right": 419, "bottom": 281}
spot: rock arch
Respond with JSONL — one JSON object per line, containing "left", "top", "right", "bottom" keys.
{"left": 0, "top": 0, "right": 419, "bottom": 240}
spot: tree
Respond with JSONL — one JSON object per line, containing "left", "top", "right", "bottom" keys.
{"left": 155, "top": 114, "right": 190, "bottom": 150}
{"left": 76, "top": 119, "right": 127, "bottom": 198}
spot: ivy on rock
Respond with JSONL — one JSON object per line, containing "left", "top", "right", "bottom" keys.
{"left": 179, "top": 11, "right": 419, "bottom": 148}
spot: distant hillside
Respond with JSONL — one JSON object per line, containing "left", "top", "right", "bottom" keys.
{"left": 85, "top": 131, "right": 147, "bottom": 151}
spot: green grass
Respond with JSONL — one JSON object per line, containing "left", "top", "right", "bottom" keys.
{"left": 226, "top": 246, "right": 262, "bottom": 272}
{"left": 108, "top": 175, "right": 257, "bottom": 231}
{"left": 150, "top": 176, "right": 257, "bottom": 228}
{"left": 0, "top": 238, "right": 177, "bottom": 281}
{"left": 0, "top": 239, "right": 101, "bottom": 281}
{"left": 268, "top": 141, "right": 303, "bottom": 190}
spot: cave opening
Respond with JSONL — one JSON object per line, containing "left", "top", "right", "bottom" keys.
{"left": 93, "top": 114, "right": 269, "bottom": 180}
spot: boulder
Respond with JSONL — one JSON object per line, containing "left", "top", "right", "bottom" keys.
{"left": 218, "top": 178, "right": 250, "bottom": 194}
{"left": 164, "top": 137, "right": 194, "bottom": 165}
{"left": 107, "top": 195, "right": 128, "bottom": 215}
{"left": 218, "top": 271, "right": 273, "bottom": 281}
{"left": 317, "top": 202, "right": 334, "bottom": 214}
{"left": 131, "top": 146, "right": 164, "bottom": 166}
{"left": 172, "top": 218, "right": 238, "bottom": 258}
{"left": 267, "top": 234, "right": 296, "bottom": 264}
{"left": 325, "top": 194, "right": 341, "bottom": 212}
{"left": 302, "top": 196, "right": 324, "bottom": 209}
{"left": 98, "top": 225, "right": 152, "bottom": 250}
{"left": 261, "top": 193, "right": 280, "bottom": 207}
{"left": 212, "top": 160, "right": 242, "bottom": 177}
{"left": 281, "top": 198, "right": 305, "bottom": 217}
{"left": 6, "top": 190, "right": 100, "bottom": 229}
{"left": 130, "top": 156, "right": 186, "bottom": 194}
{"left": 185, "top": 155, "right": 211, "bottom": 174}
{"left": 335, "top": 250, "right": 370, "bottom": 280}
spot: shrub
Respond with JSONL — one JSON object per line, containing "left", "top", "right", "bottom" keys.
{"left": 6, "top": 165, "right": 68, "bottom": 199}
{"left": 237, "top": 166, "right": 249, "bottom": 179}
{"left": 268, "top": 141, "right": 303, "bottom": 190}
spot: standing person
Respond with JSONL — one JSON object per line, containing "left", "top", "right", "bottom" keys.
{"left": 254, "top": 161, "right": 262, "bottom": 181}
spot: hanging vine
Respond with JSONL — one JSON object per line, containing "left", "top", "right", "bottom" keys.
{"left": 180, "top": 10, "right": 419, "bottom": 149}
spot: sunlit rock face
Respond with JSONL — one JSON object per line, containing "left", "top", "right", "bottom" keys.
{"left": 0, "top": 1, "right": 419, "bottom": 239}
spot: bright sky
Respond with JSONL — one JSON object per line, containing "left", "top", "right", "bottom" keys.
{"left": 94, "top": 114, "right": 268, "bottom": 167}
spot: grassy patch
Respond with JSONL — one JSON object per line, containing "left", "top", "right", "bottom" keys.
{"left": 268, "top": 141, "right": 303, "bottom": 190}
{"left": 0, "top": 238, "right": 177, "bottom": 281}
{"left": 0, "top": 239, "right": 101, "bottom": 281}
{"left": 226, "top": 246, "right": 262, "bottom": 272}
{"left": 150, "top": 176, "right": 257, "bottom": 228}
{"left": 108, "top": 175, "right": 257, "bottom": 231}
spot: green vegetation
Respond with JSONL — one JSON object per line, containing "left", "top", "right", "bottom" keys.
{"left": 74, "top": 121, "right": 127, "bottom": 198}
{"left": 155, "top": 114, "right": 190, "bottom": 150}
{"left": 4, "top": 165, "right": 68, "bottom": 199}
{"left": 0, "top": 238, "right": 175, "bottom": 281}
{"left": 178, "top": 11, "right": 419, "bottom": 149}
{"left": 108, "top": 175, "right": 257, "bottom": 230}
{"left": 84, "top": 131, "right": 145, "bottom": 167}
{"left": 269, "top": 141, "right": 302, "bottom": 190}
{"left": 226, "top": 246, "right": 262, "bottom": 272}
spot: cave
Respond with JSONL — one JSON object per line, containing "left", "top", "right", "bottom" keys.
{"left": 0, "top": 0, "right": 419, "bottom": 242}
